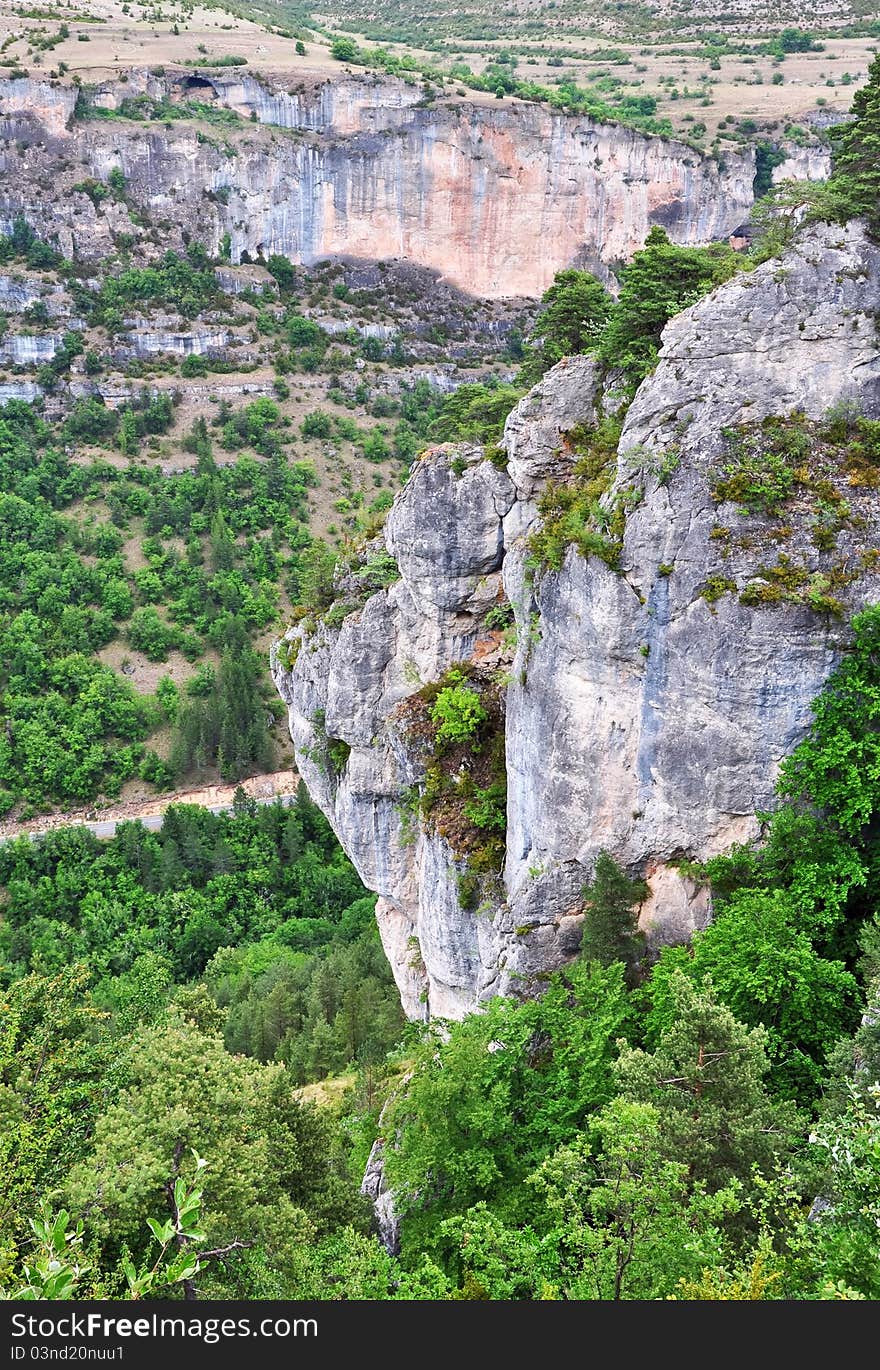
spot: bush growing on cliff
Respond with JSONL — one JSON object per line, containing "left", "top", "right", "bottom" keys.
{"left": 596, "top": 228, "right": 741, "bottom": 384}
{"left": 267, "top": 253, "right": 299, "bottom": 294}
{"left": 518, "top": 234, "right": 740, "bottom": 388}
{"left": 430, "top": 670, "right": 488, "bottom": 748}
{"left": 96, "top": 245, "right": 218, "bottom": 320}
{"left": 0, "top": 216, "right": 61, "bottom": 269}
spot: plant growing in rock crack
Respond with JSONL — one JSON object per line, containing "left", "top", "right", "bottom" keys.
{"left": 304, "top": 706, "right": 350, "bottom": 780}
{"left": 430, "top": 671, "right": 488, "bottom": 750}
{"left": 527, "top": 416, "right": 633, "bottom": 574}
{"left": 705, "top": 410, "right": 880, "bottom": 617}
{"left": 396, "top": 667, "right": 508, "bottom": 906}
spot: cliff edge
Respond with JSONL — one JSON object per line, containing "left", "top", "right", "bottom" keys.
{"left": 0, "top": 70, "right": 754, "bottom": 297}
{"left": 273, "top": 220, "right": 880, "bottom": 1018}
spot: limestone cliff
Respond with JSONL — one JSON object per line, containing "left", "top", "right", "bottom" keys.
{"left": 273, "top": 220, "right": 880, "bottom": 1019}
{"left": 0, "top": 70, "right": 758, "bottom": 297}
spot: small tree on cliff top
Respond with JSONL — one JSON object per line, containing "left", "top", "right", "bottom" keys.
{"left": 520, "top": 269, "right": 612, "bottom": 383}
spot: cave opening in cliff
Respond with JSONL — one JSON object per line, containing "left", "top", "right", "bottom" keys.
{"left": 183, "top": 74, "right": 216, "bottom": 94}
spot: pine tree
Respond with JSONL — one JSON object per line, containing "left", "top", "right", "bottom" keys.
{"left": 519, "top": 268, "right": 611, "bottom": 381}
{"left": 616, "top": 972, "right": 800, "bottom": 1192}
{"left": 210, "top": 510, "right": 235, "bottom": 573}
{"left": 580, "top": 850, "right": 647, "bottom": 985}
{"left": 831, "top": 53, "right": 880, "bottom": 229}
{"left": 596, "top": 227, "right": 738, "bottom": 383}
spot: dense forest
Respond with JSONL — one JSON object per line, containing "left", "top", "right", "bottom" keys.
{"left": 4, "top": 618, "right": 880, "bottom": 1299}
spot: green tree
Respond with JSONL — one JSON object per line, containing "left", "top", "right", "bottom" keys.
{"left": 651, "top": 888, "right": 858, "bottom": 1101}
{"left": 779, "top": 603, "right": 880, "bottom": 841}
{"left": 210, "top": 509, "right": 235, "bottom": 572}
{"left": 530, "top": 1099, "right": 739, "bottom": 1299}
{"left": 0, "top": 969, "right": 113, "bottom": 1240}
{"left": 330, "top": 36, "right": 358, "bottom": 62}
{"left": 63, "top": 1017, "right": 368, "bottom": 1291}
{"left": 293, "top": 539, "right": 336, "bottom": 612}
{"left": 580, "top": 850, "right": 647, "bottom": 985}
{"left": 385, "top": 961, "right": 631, "bottom": 1261}
{"left": 830, "top": 54, "right": 880, "bottom": 229}
{"left": 428, "top": 383, "right": 523, "bottom": 444}
{"left": 520, "top": 268, "right": 611, "bottom": 381}
{"left": 597, "top": 228, "right": 739, "bottom": 384}
{"left": 618, "top": 972, "right": 800, "bottom": 1193}
{"left": 798, "top": 1082, "right": 880, "bottom": 1298}
{"left": 128, "top": 607, "right": 177, "bottom": 661}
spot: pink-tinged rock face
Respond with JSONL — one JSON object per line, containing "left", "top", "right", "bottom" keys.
{"left": 0, "top": 73, "right": 757, "bottom": 299}
{"left": 309, "top": 105, "right": 755, "bottom": 297}
{"left": 0, "top": 78, "right": 77, "bottom": 139}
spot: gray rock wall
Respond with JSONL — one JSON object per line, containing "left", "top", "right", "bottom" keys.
{"left": 275, "top": 222, "right": 880, "bottom": 1018}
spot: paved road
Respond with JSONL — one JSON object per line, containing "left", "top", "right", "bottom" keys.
{"left": 4, "top": 791, "right": 300, "bottom": 843}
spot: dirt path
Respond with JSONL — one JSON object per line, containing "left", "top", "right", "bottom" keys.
{"left": 0, "top": 769, "right": 299, "bottom": 843}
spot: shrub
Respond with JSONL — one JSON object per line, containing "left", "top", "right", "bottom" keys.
{"left": 301, "top": 411, "right": 333, "bottom": 440}
{"left": 330, "top": 36, "right": 359, "bottom": 62}
{"left": 430, "top": 671, "right": 488, "bottom": 747}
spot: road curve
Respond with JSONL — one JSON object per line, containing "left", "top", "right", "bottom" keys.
{"left": 1, "top": 790, "right": 300, "bottom": 844}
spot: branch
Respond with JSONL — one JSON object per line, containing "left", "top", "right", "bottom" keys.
{"left": 198, "top": 1239, "right": 254, "bottom": 1263}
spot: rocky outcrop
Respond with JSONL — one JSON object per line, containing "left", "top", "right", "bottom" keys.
{"left": 772, "top": 143, "right": 832, "bottom": 185}
{"left": 67, "top": 377, "right": 275, "bottom": 408}
{"left": 118, "top": 324, "right": 231, "bottom": 359}
{"left": 213, "top": 264, "right": 278, "bottom": 297}
{"left": 0, "top": 274, "right": 54, "bottom": 311}
{"left": 0, "top": 380, "right": 41, "bottom": 403}
{"left": 274, "top": 220, "right": 880, "bottom": 1020}
{"left": 0, "top": 77, "right": 76, "bottom": 139}
{"left": 360, "top": 1135, "right": 400, "bottom": 1257}
{"left": 0, "top": 72, "right": 763, "bottom": 298}
{"left": 0, "top": 333, "right": 62, "bottom": 365}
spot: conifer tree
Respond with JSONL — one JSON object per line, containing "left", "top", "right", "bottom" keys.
{"left": 580, "top": 850, "right": 647, "bottom": 985}
{"left": 616, "top": 972, "right": 800, "bottom": 1192}
{"left": 831, "top": 53, "right": 880, "bottom": 229}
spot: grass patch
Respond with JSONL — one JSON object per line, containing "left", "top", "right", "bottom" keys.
{"left": 396, "top": 665, "right": 507, "bottom": 902}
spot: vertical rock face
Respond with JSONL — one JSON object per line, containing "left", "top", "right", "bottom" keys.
{"left": 0, "top": 334, "right": 63, "bottom": 364}
{"left": 274, "top": 221, "right": 880, "bottom": 1019}
{"left": 0, "top": 72, "right": 760, "bottom": 297}
{"left": 772, "top": 144, "right": 833, "bottom": 185}
{"left": 118, "top": 325, "right": 230, "bottom": 358}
